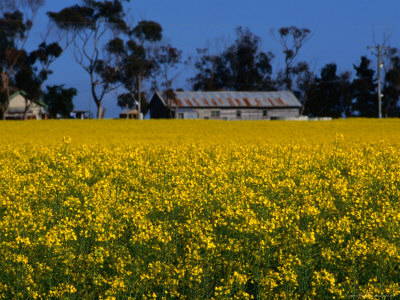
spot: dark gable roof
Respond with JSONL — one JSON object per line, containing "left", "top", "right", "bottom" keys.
{"left": 155, "top": 91, "right": 302, "bottom": 108}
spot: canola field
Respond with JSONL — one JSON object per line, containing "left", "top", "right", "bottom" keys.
{"left": 0, "top": 119, "right": 400, "bottom": 299}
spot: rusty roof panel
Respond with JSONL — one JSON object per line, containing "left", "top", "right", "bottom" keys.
{"left": 175, "top": 98, "right": 183, "bottom": 106}
{"left": 261, "top": 98, "right": 269, "bottom": 106}
{"left": 226, "top": 97, "right": 235, "bottom": 106}
{"left": 157, "top": 91, "right": 301, "bottom": 108}
{"left": 275, "top": 97, "right": 285, "bottom": 105}
{"left": 192, "top": 98, "right": 201, "bottom": 106}
{"left": 243, "top": 97, "right": 251, "bottom": 106}
{"left": 185, "top": 98, "right": 193, "bottom": 107}
{"left": 202, "top": 97, "right": 210, "bottom": 106}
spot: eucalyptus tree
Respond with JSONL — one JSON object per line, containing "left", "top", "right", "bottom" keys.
{"left": 106, "top": 20, "right": 163, "bottom": 116}
{"left": 273, "top": 26, "right": 311, "bottom": 91}
{"left": 293, "top": 61, "right": 315, "bottom": 115}
{"left": 0, "top": 0, "right": 44, "bottom": 119}
{"left": 43, "top": 84, "right": 77, "bottom": 118}
{"left": 305, "top": 63, "right": 352, "bottom": 118}
{"left": 191, "top": 27, "right": 274, "bottom": 91}
{"left": 15, "top": 42, "right": 63, "bottom": 119}
{"left": 190, "top": 47, "right": 228, "bottom": 91}
{"left": 48, "top": 0, "right": 130, "bottom": 118}
{"left": 150, "top": 44, "right": 183, "bottom": 92}
{"left": 224, "top": 27, "right": 275, "bottom": 91}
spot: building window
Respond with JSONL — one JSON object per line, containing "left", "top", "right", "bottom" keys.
{"left": 236, "top": 110, "right": 241, "bottom": 118}
{"left": 263, "top": 110, "right": 268, "bottom": 117}
{"left": 211, "top": 110, "right": 220, "bottom": 117}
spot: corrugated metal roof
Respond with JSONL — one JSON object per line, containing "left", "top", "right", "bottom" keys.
{"left": 120, "top": 109, "right": 138, "bottom": 114}
{"left": 156, "top": 91, "right": 301, "bottom": 108}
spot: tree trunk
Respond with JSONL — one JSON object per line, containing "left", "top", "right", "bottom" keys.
{"left": 90, "top": 80, "right": 102, "bottom": 119}
{"left": 285, "top": 61, "right": 292, "bottom": 91}
{"left": 1, "top": 72, "right": 9, "bottom": 120}
{"left": 96, "top": 101, "right": 102, "bottom": 119}
{"left": 1, "top": 105, "right": 6, "bottom": 120}
{"left": 300, "top": 94, "right": 307, "bottom": 116}
{"left": 23, "top": 98, "right": 31, "bottom": 120}
{"left": 23, "top": 108, "right": 29, "bottom": 120}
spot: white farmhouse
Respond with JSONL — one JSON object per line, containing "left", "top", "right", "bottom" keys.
{"left": 6, "top": 92, "right": 48, "bottom": 120}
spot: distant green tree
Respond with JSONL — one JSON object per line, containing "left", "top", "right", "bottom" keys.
{"left": 305, "top": 63, "right": 351, "bottom": 118}
{"left": 47, "top": 0, "right": 129, "bottom": 119}
{"left": 43, "top": 84, "right": 76, "bottom": 118}
{"left": 224, "top": 27, "right": 275, "bottom": 91}
{"left": 339, "top": 71, "right": 354, "bottom": 117}
{"left": 383, "top": 54, "right": 400, "bottom": 117}
{"left": 117, "top": 93, "right": 135, "bottom": 110}
{"left": 106, "top": 21, "right": 163, "bottom": 116}
{"left": 15, "top": 42, "right": 63, "bottom": 119}
{"left": 190, "top": 48, "right": 228, "bottom": 91}
{"left": 352, "top": 56, "right": 377, "bottom": 117}
{"left": 191, "top": 27, "right": 275, "bottom": 91}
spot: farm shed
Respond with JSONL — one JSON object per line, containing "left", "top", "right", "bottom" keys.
{"left": 149, "top": 91, "right": 302, "bottom": 120}
{"left": 6, "top": 92, "right": 48, "bottom": 120}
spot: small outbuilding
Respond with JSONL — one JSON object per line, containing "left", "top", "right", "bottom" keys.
{"left": 70, "top": 110, "right": 94, "bottom": 119}
{"left": 149, "top": 91, "right": 302, "bottom": 120}
{"left": 119, "top": 109, "right": 139, "bottom": 119}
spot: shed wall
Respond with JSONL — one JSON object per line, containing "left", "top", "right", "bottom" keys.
{"left": 187, "top": 108, "right": 299, "bottom": 120}
{"left": 149, "top": 94, "right": 170, "bottom": 119}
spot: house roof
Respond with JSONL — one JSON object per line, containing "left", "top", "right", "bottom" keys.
{"left": 155, "top": 91, "right": 301, "bottom": 108}
{"left": 10, "top": 91, "right": 28, "bottom": 99}
{"left": 9, "top": 91, "right": 47, "bottom": 108}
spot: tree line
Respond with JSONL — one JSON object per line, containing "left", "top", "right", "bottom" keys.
{"left": 1, "top": 0, "right": 399, "bottom": 120}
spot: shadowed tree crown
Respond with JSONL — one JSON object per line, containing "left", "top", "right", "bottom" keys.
{"left": 47, "top": 0, "right": 130, "bottom": 118}
{"left": 191, "top": 27, "right": 274, "bottom": 91}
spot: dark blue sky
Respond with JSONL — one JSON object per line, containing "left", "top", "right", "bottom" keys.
{"left": 27, "top": 0, "right": 400, "bottom": 118}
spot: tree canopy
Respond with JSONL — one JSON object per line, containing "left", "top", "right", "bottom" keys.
{"left": 0, "top": 1, "right": 398, "bottom": 119}
{"left": 0, "top": 0, "right": 46, "bottom": 119}
{"left": 47, "top": 0, "right": 130, "bottom": 119}
{"left": 43, "top": 84, "right": 76, "bottom": 118}
{"left": 191, "top": 27, "right": 274, "bottom": 92}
